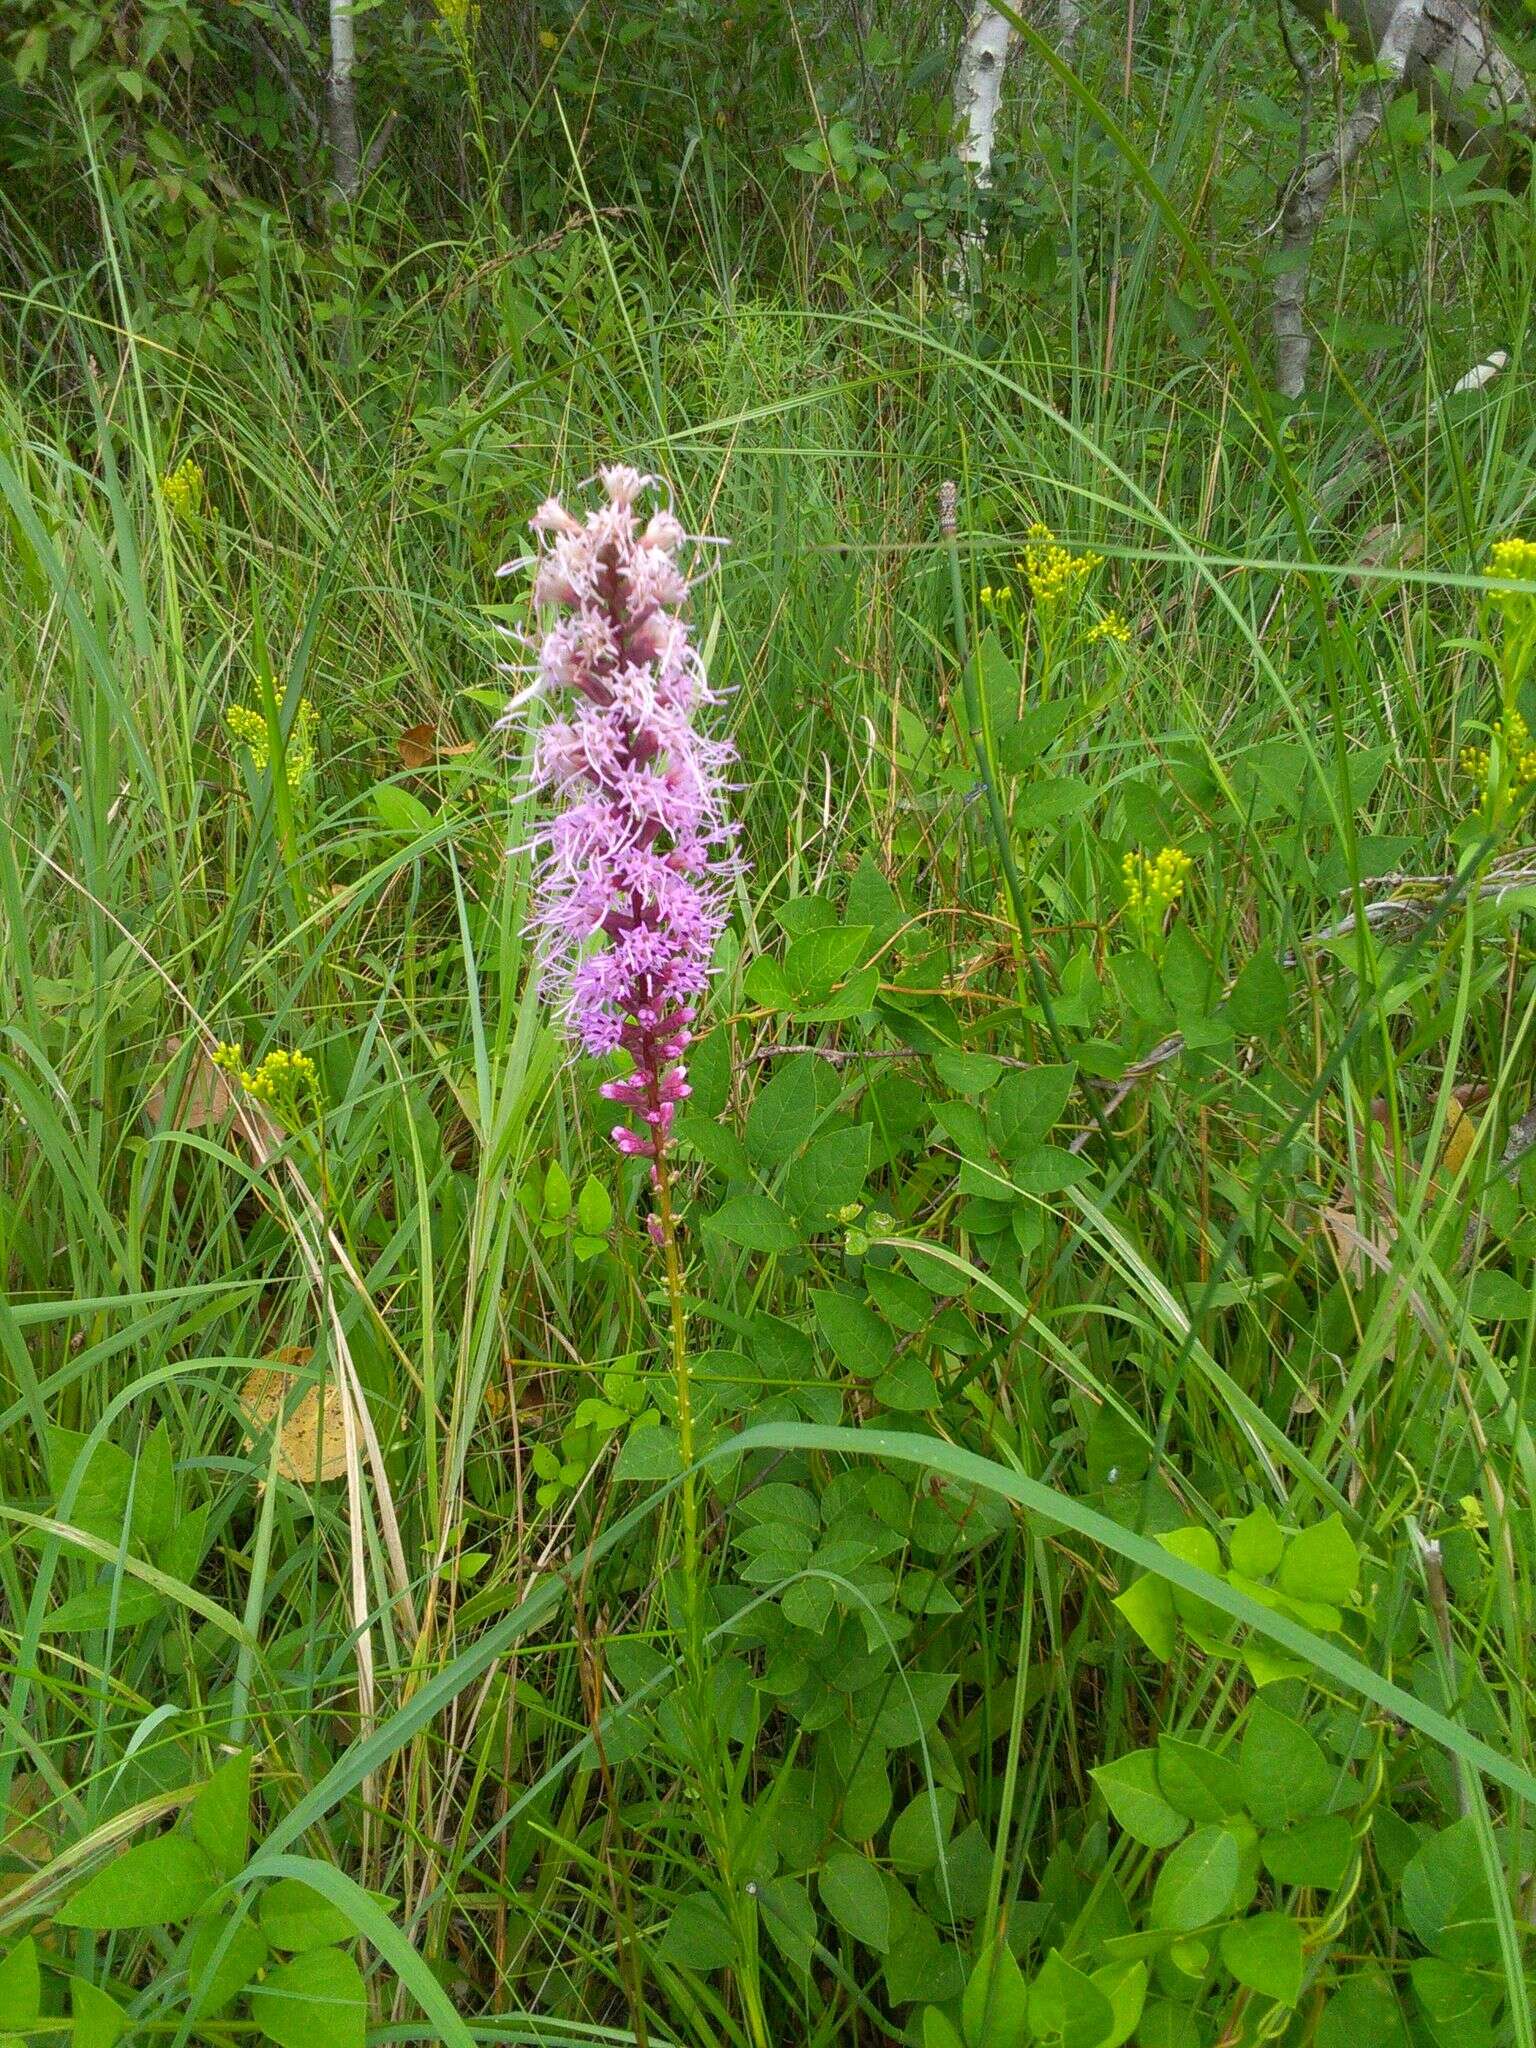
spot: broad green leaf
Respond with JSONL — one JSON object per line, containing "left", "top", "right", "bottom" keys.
{"left": 576, "top": 1176, "right": 612, "bottom": 1235}
{"left": 57, "top": 1834, "right": 218, "bottom": 1929}
{"left": 1260, "top": 1815, "right": 1353, "bottom": 1889}
{"left": 259, "top": 1876, "right": 354, "bottom": 1954}
{"left": 657, "top": 1893, "right": 737, "bottom": 1970}
{"left": 47, "top": 1428, "right": 134, "bottom": 1545}
{"left": 1276, "top": 1515, "right": 1358, "bottom": 1608}
{"left": 962, "top": 1940, "right": 1028, "bottom": 2048}
{"left": 248, "top": 1945, "right": 365, "bottom": 2048}
{"left": 1400, "top": 1818, "right": 1499, "bottom": 1964}
{"left": 1316, "top": 1973, "right": 1410, "bottom": 2048}
{"left": 69, "top": 1978, "right": 124, "bottom": 2048}
{"left": 1156, "top": 1527, "right": 1228, "bottom": 1638}
{"left": 1092, "top": 1750, "right": 1188, "bottom": 1849}
{"left": 674, "top": 1113, "right": 749, "bottom": 1180}
{"left": 1156, "top": 1735, "right": 1244, "bottom": 1823}
{"left": 40, "top": 1584, "right": 160, "bottom": 1634}
{"left": 1239, "top": 1702, "right": 1332, "bottom": 1827}
{"left": 1226, "top": 953, "right": 1288, "bottom": 1036}
{"left": 1113, "top": 1573, "right": 1175, "bottom": 1660}
{"left": 889, "top": 1787, "right": 957, "bottom": 1874}
{"left": 702, "top": 1193, "right": 798, "bottom": 1253}
{"left": 819, "top": 1851, "right": 890, "bottom": 1953}
{"left": 784, "top": 1124, "right": 871, "bottom": 1224}
{"left": 369, "top": 783, "right": 433, "bottom": 837}
{"left": 745, "top": 1057, "right": 819, "bottom": 1166}
{"left": 785, "top": 924, "right": 872, "bottom": 994}
{"left": 1228, "top": 1503, "right": 1285, "bottom": 1579}
{"left": 987, "top": 1064, "right": 1075, "bottom": 1157}
{"left": 923, "top": 2009, "right": 965, "bottom": 2048}
{"left": 1090, "top": 1959, "right": 1148, "bottom": 2048}
{"left": 1220, "top": 1912, "right": 1302, "bottom": 2005}
{"left": 1149, "top": 1825, "right": 1240, "bottom": 1931}
{"left": 542, "top": 1159, "right": 571, "bottom": 1224}
{"left": 1026, "top": 1949, "right": 1113, "bottom": 2048}
{"left": 613, "top": 1426, "right": 682, "bottom": 1483}
{"left": 131, "top": 1422, "right": 177, "bottom": 1554}
{"left": 185, "top": 1908, "right": 269, "bottom": 2019}
{"left": 811, "top": 1291, "right": 890, "bottom": 1379}
{"left": 193, "top": 1750, "right": 252, "bottom": 1880}
{"left": 756, "top": 1875, "right": 816, "bottom": 1974}
{"left": 0, "top": 1940, "right": 39, "bottom": 2028}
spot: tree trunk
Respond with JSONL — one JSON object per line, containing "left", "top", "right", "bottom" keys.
{"left": 1288, "top": 0, "right": 1536, "bottom": 162}
{"left": 328, "top": 0, "right": 360, "bottom": 206}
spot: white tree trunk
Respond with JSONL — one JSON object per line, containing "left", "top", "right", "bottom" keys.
{"left": 1057, "top": 0, "right": 1083, "bottom": 67}
{"left": 948, "top": 3, "right": 1017, "bottom": 296}
{"left": 1288, "top": 0, "right": 1536, "bottom": 159}
{"left": 328, "top": 0, "right": 360, "bottom": 205}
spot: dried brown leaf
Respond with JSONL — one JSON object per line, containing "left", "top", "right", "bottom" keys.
{"left": 398, "top": 722, "right": 436, "bottom": 768}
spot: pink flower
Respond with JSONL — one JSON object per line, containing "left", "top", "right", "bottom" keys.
{"left": 505, "top": 467, "right": 737, "bottom": 1175}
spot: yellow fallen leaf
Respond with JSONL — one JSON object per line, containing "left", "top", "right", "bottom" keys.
{"left": 241, "top": 1350, "right": 347, "bottom": 1483}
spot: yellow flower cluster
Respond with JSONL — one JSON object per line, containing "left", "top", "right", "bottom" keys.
{"left": 225, "top": 698, "right": 318, "bottom": 784}
{"left": 213, "top": 1041, "right": 318, "bottom": 1110}
{"left": 1021, "top": 521, "right": 1103, "bottom": 608}
{"left": 435, "top": 0, "right": 476, "bottom": 36}
{"left": 538, "top": 26, "right": 558, "bottom": 49}
{"left": 1488, "top": 536, "right": 1536, "bottom": 603}
{"left": 1123, "top": 845, "right": 1192, "bottom": 924}
{"left": 161, "top": 457, "right": 205, "bottom": 524}
{"left": 1087, "top": 610, "right": 1131, "bottom": 645}
{"left": 980, "top": 584, "right": 1014, "bottom": 610}
{"left": 1459, "top": 706, "right": 1536, "bottom": 788}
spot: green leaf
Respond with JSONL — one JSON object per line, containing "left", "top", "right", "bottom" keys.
{"left": 1027, "top": 1950, "right": 1114, "bottom": 2048}
{"left": 1317, "top": 1973, "right": 1410, "bottom": 2048}
{"left": 923, "top": 2010, "right": 965, "bottom": 2048}
{"left": 743, "top": 955, "right": 794, "bottom": 1010}
{"left": 1220, "top": 1913, "right": 1302, "bottom": 2005}
{"left": 47, "top": 1428, "right": 134, "bottom": 1545}
{"left": 193, "top": 1750, "right": 252, "bottom": 1880}
{"left": 132, "top": 1421, "right": 177, "bottom": 1554}
{"left": 987, "top": 1064, "right": 1076, "bottom": 1156}
{"left": 40, "top": 1584, "right": 160, "bottom": 1633}
{"left": 613, "top": 1426, "right": 682, "bottom": 1483}
{"left": 702, "top": 1193, "right": 798, "bottom": 1253}
{"left": 1113, "top": 1572, "right": 1175, "bottom": 1659}
{"left": 785, "top": 924, "right": 872, "bottom": 995}
{"left": 1149, "top": 1825, "right": 1240, "bottom": 1931}
{"left": 542, "top": 1159, "right": 571, "bottom": 1224}
{"left": 889, "top": 1788, "right": 957, "bottom": 1874}
{"left": 819, "top": 1851, "right": 891, "bottom": 1953}
{"left": 1155, "top": 1735, "right": 1244, "bottom": 1824}
{"left": 1276, "top": 1515, "right": 1358, "bottom": 1608}
{"left": 1467, "top": 1269, "right": 1530, "bottom": 1321}
{"left": 369, "top": 783, "right": 434, "bottom": 837}
{"left": 1011, "top": 775, "right": 1092, "bottom": 830}
{"left": 746, "top": 1057, "right": 819, "bottom": 1166}
{"left": 259, "top": 1876, "right": 354, "bottom": 1954}
{"left": 0, "top": 1940, "right": 39, "bottom": 2029}
{"left": 1229, "top": 1503, "right": 1285, "bottom": 1579}
{"left": 576, "top": 1177, "right": 612, "bottom": 1236}
{"left": 185, "top": 1908, "right": 269, "bottom": 2019}
{"left": 69, "top": 1978, "right": 125, "bottom": 2048}
{"left": 811, "top": 1291, "right": 890, "bottom": 1379}
{"left": 674, "top": 1114, "right": 750, "bottom": 1180}
{"left": 1226, "top": 953, "right": 1288, "bottom": 1036}
{"left": 1156, "top": 1526, "right": 1228, "bottom": 1638}
{"left": 249, "top": 1946, "right": 365, "bottom": 2048}
{"left": 1090, "top": 1960, "right": 1148, "bottom": 2048}
{"left": 756, "top": 1875, "right": 816, "bottom": 1974}
{"left": 962, "top": 1941, "right": 1028, "bottom": 2048}
{"left": 1239, "top": 1702, "right": 1333, "bottom": 1828}
{"left": 657, "top": 1893, "right": 738, "bottom": 1970}
{"left": 1092, "top": 1750, "right": 1188, "bottom": 1849}
{"left": 1260, "top": 1815, "right": 1353, "bottom": 1889}
{"left": 784, "top": 1124, "right": 871, "bottom": 1223}
{"left": 1400, "top": 1817, "right": 1499, "bottom": 1964}
{"left": 57, "top": 1834, "right": 218, "bottom": 1929}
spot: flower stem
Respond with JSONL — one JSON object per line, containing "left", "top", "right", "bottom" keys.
{"left": 651, "top": 1144, "right": 702, "bottom": 1667}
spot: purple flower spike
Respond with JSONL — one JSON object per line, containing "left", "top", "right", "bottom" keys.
{"left": 507, "top": 466, "right": 737, "bottom": 1185}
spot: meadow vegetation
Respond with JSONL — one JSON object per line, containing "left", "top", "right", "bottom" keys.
{"left": 6, "top": 4, "right": 1536, "bottom": 2044}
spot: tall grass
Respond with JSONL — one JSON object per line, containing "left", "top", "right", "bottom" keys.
{"left": 6, "top": 9, "right": 1536, "bottom": 2042}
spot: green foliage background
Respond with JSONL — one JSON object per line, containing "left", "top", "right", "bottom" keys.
{"left": 6, "top": 2, "right": 1536, "bottom": 2044}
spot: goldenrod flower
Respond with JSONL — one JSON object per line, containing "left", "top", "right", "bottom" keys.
{"left": 1487, "top": 536, "right": 1536, "bottom": 603}
{"left": 1461, "top": 706, "right": 1536, "bottom": 790}
{"left": 538, "top": 26, "right": 558, "bottom": 49}
{"left": 214, "top": 1041, "right": 319, "bottom": 1117}
{"left": 980, "top": 584, "right": 1013, "bottom": 611}
{"left": 161, "top": 457, "right": 205, "bottom": 525}
{"left": 1087, "top": 610, "right": 1130, "bottom": 645}
{"left": 1123, "top": 845, "right": 1192, "bottom": 927}
{"left": 435, "top": 0, "right": 476, "bottom": 36}
{"left": 1019, "top": 521, "right": 1103, "bottom": 609}
{"left": 225, "top": 698, "right": 318, "bottom": 784}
